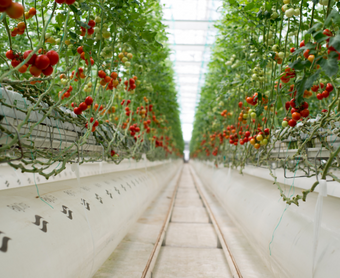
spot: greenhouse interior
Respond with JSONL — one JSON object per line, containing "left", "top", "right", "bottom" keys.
{"left": 0, "top": 0, "right": 340, "bottom": 277}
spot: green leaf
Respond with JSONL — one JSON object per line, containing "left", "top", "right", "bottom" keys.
{"left": 324, "top": 9, "right": 340, "bottom": 27}
{"left": 307, "top": 23, "right": 322, "bottom": 34}
{"left": 255, "top": 105, "right": 264, "bottom": 117}
{"left": 80, "top": 2, "right": 90, "bottom": 11}
{"left": 313, "top": 31, "right": 328, "bottom": 43}
{"left": 289, "top": 59, "right": 311, "bottom": 70}
{"left": 329, "top": 34, "right": 340, "bottom": 52}
{"left": 305, "top": 70, "right": 320, "bottom": 90}
{"left": 318, "top": 54, "right": 339, "bottom": 77}
{"left": 295, "top": 76, "right": 307, "bottom": 106}
{"left": 69, "top": 5, "right": 82, "bottom": 16}
{"left": 243, "top": 2, "right": 255, "bottom": 11}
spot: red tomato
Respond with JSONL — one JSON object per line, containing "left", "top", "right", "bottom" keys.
{"left": 77, "top": 46, "right": 83, "bottom": 54}
{"left": 0, "top": 0, "right": 12, "bottom": 8}
{"left": 18, "top": 64, "right": 27, "bottom": 73}
{"left": 23, "top": 50, "right": 37, "bottom": 65}
{"left": 290, "top": 47, "right": 295, "bottom": 53}
{"left": 42, "top": 65, "right": 53, "bottom": 76}
{"left": 303, "top": 49, "right": 310, "bottom": 59}
{"left": 94, "top": 120, "right": 99, "bottom": 127}
{"left": 316, "top": 93, "right": 323, "bottom": 100}
{"left": 79, "top": 102, "right": 87, "bottom": 111}
{"left": 98, "top": 70, "right": 106, "bottom": 78}
{"left": 11, "top": 58, "right": 21, "bottom": 67}
{"left": 73, "top": 107, "right": 82, "bottom": 115}
{"left": 65, "top": 0, "right": 76, "bottom": 4}
{"left": 321, "top": 90, "right": 330, "bottom": 98}
{"left": 85, "top": 96, "right": 93, "bottom": 106}
{"left": 323, "top": 29, "right": 333, "bottom": 36}
{"left": 288, "top": 119, "right": 297, "bottom": 127}
{"left": 6, "top": 50, "right": 14, "bottom": 59}
{"left": 311, "top": 85, "right": 319, "bottom": 92}
{"left": 35, "top": 55, "right": 50, "bottom": 70}
{"left": 29, "top": 65, "right": 42, "bottom": 77}
{"left": 5, "top": 2, "right": 24, "bottom": 19}
{"left": 46, "top": 50, "right": 59, "bottom": 66}
{"left": 292, "top": 112, "right": 301, "bottom": 121}
{"left": 88, "top": 20, "right": 96, "bottom": 28}
{"left": 299, "top": 40, "right": 305, "bottom": 47}
{"left": 326, "top": 83, "right": 334, "bottom": 92}
{"left": 300, "top": 109, "right": 309, "bottom": 118}
{"left": 88, "top": 28, "right": 94, "bottom": 35}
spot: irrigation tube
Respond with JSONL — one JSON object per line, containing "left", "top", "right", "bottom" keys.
{"left": 0, "top": 160, "right": 181, "bottom": 278}
{"left": 192, "top": 160, "right": 340, "bottom": 278}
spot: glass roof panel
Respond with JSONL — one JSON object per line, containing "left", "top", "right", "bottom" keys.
{"left": 161, "top": 0, "right": 222, "bottom": 143}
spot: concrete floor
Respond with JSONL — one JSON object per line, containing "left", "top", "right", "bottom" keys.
{"left": 93, "top": 164, "right": 273, "bottom": 278}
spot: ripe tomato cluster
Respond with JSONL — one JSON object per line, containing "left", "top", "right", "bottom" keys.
{"left": 97, "top": 70, "right": 120, "bottom": 90}
{"left": 80, "top": 20, "right": 96, "bottom": 36}
{"left": 0, "top": 0, "right": 23, "bottom": 19}
{"left": 283, "top": 99, "right": 309, "bottom": 127}
{"left": 123, "top": 76, "right": 137, "bottom": 92}
{"left": 246, "top": 93, "right": 258, "bottom": 106}
{"left": 280, "top": 67, "right": 295, "bottom": 83}
{"left": 6, "top": 49, "right": 59, "bottom": 77}
{"left": 315, "top": 83, "right": 333, "bottom": 100}
{"left": 85, "top": 117, "right": 99, "bottom": 132}
{"left": 73, "top": 96, "right": 93, "bottom": 116}
{"left": 77, "top": 46, "right": 94, "bottom": 66}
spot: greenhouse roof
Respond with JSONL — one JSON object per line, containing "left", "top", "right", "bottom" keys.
{"left": 161, "top": 0, "right": 223, "bottom": 142}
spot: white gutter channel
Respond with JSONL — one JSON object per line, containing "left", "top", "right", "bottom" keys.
{"left": 192, "top": 160, "right": 340, "bottom": 278}
{"left": 0, "top": 160, "right": 181, "bottom": 278}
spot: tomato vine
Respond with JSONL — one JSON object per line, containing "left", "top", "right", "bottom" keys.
{"left": 191, "top": 0, "right": 340, "bottom": 205}
{"left": 0, "top": 0, "right": 184, "bottom": 178}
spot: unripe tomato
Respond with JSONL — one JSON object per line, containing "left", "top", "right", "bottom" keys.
{"left": 254, "top": 143, "right": 260, "bottom": 149}
{"left": 261, "top": 139, "right": 268, "bottom": 145}
{"left": 256, "top": 134, "right": 263, "bottom": 141}
{"left": 250, "top": 112, "right": 256, "bottom": 119}
{"left": 282, "top": 120, "right": 288, "bottom": 128}
{"left": 307, "top": 55, "right": 315, "bottom": 63}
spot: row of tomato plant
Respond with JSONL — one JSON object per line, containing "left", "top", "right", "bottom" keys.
{"left": 0, "top": 0, "right": 184, "bottom": 177}
{"left": 191, "top": 0, "right": 340, "bottom": 205}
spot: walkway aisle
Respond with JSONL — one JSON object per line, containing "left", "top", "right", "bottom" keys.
{"left": 152, "top": 165, "right": 232, "bottom": 278}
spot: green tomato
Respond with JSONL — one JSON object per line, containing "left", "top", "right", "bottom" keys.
{"left": 261, "top": 139, "right": 268, "bottom": 145}
{"left": 282, "top": 120, "right": 288, "bottom": 127}
{"left": 250, "top": 112, "right": 256, "bottom": 119}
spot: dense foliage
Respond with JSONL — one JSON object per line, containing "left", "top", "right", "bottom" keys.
{"left": 191, "top": 0, "right": 340, "bottom": 205}
{"left": 0, "top": 0, "right": 183, "bottom": 178}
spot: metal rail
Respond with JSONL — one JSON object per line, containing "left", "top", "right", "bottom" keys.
{"left": 141, "top": 164, "right": 243, "bottom": 278}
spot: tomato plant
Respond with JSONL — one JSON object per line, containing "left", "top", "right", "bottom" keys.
{"left": 191, "top": 0, "right": 340, "bottom": 205}
{"left": 0, "top": 0, "right": 184, "bottom": 178}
